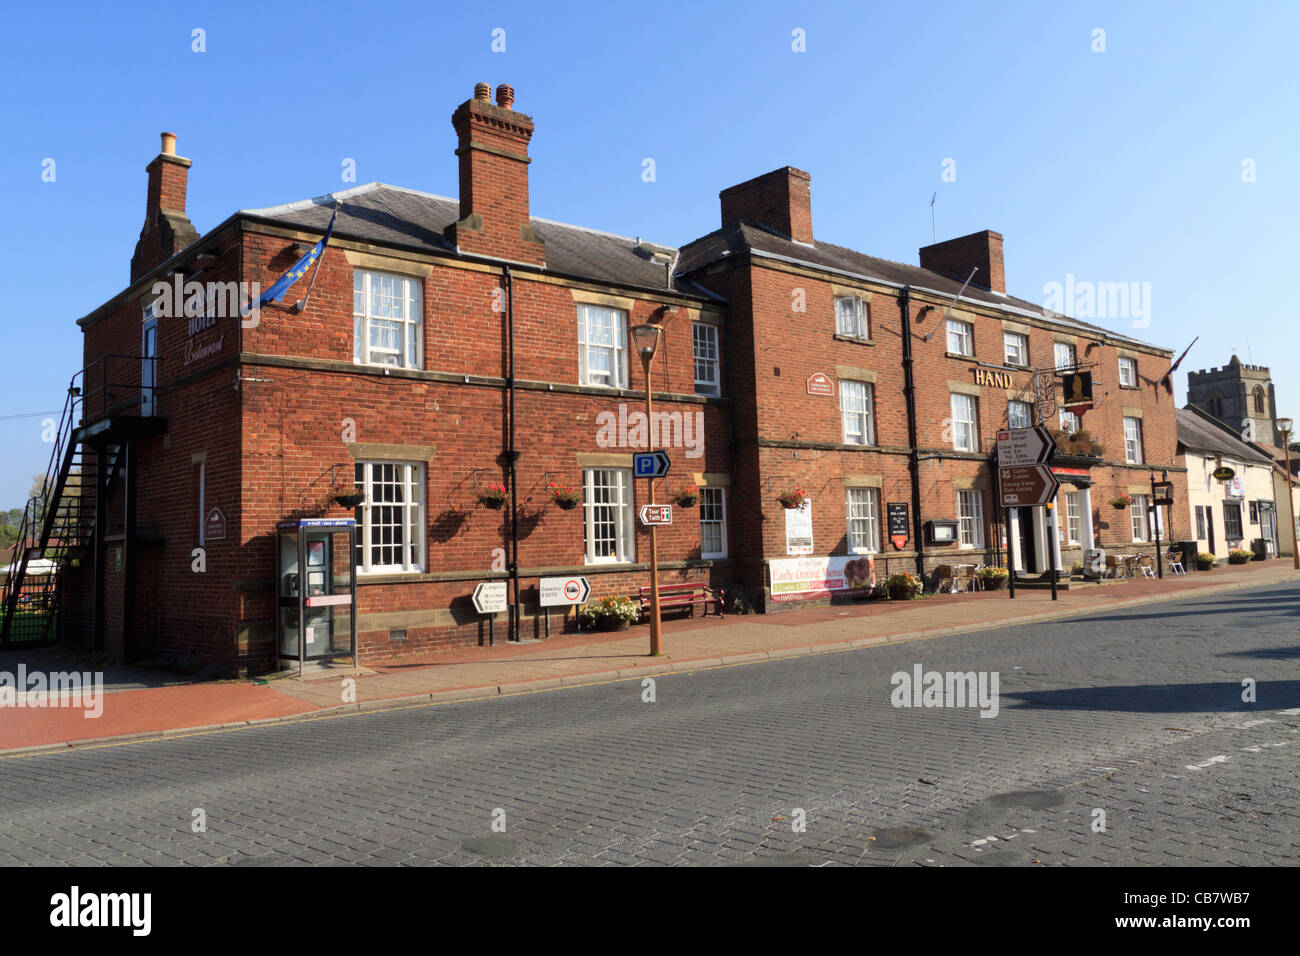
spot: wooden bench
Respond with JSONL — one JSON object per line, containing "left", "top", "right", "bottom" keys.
{"left": 638, "top": 582, "right": 724, "bottom": 621}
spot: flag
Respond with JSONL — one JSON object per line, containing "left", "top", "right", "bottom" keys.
{"left": 259, "top": 205, "right": 338, "bottom": 308}
{"left": 1159, "top": 335, "right": 1198, "bottom": 394}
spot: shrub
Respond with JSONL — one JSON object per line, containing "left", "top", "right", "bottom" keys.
{"left": 885, "top": 572, "right": 923, "bottom": 596}
{"left": 1228, "top": 549, "right": 1252, "bottom": 564}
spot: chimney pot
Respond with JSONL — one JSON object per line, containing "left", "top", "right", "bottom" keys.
{"left": 474, "top": 82, "right": 491, "bottom": 101}
{"left": 495, "top": 84, "right": 514, "bottom": 109}
{"left": 160, "top": 131, "right": 177, "bottom": 155}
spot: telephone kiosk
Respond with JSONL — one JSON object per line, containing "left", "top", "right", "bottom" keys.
{"left": 276, "top": 518, "right": 357, "bottom": 675}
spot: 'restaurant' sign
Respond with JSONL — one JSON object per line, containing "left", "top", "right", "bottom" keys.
{"left": 769, "top": 555, "right": 875, "bottom": 601}
{"left": 807, "top": 373, "right": 834, "bottom": 396}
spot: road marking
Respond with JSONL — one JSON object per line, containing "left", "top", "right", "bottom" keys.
{"left": 1184, "top": 755, "right": 1230, "bottom": 771}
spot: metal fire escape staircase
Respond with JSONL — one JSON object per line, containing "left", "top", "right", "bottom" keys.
{"left": 0, "top": 356, "right": 163, "bottom": 649}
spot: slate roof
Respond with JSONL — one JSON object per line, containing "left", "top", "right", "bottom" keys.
{"left": 1176, "top": 406, "right": 1273, "bottom": 463}
{"left": 677, "top": 221, "right": 1170, "bottom": 352}
{"left": 239, "top": 183, "right": 717, "bottom": 300}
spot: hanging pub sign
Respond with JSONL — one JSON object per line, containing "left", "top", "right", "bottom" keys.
{"left": 887, "top": 502, "right": 910, "bottom": 550}
{"left": 1211, "top": 465, "right": 1235, "bottom": 482}
{"left": 1059, "top": 371, "right": 1094, "bottom": 412}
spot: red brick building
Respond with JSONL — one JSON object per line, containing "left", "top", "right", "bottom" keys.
{"left": 22, "top": 83, "right": 1180, "bottom": 673}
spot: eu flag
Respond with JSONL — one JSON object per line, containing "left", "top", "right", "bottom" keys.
{"left": 259, "top": 205, "right": 338, "bottom": 307}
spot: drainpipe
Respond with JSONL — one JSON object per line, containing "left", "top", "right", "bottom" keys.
{"left": 504, "top": 266, "right": 521, "bottom": 642}
{"left": 899, "top": 287, "right": 926, "bottom": 579}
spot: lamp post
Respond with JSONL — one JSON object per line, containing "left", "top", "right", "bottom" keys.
{"left": 1150, "top": 471, "right": 1174, "bottom": 579}
{"left": 630, "top": 323, "right": 664, "bottom": 656}
{"left": 1278, "top": 417, "right": 1298, "bottom": 571}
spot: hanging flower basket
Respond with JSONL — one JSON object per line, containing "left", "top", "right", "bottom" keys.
{"left": 672, "top": 485, "right": 700, "bottom": 508}
{"left": 478, "top": 484, "right": 508, "bottom": 509}
{"left": 549, "top": 483, "right": 581, "bottom": 510}
{"left": 334, "top": 492, "right": 365, "bottom": 508}
{"left": 1109, "top": 494, "right": 1133, "bottom": 510}
{"left": 777, "top": 488, "right": 808, "bottom": 510}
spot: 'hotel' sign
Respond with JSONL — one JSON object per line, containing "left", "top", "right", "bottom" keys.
{"left": 973, "top": 367, "right": 1014, "bottom": 388}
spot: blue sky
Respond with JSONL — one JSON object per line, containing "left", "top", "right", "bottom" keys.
{"left": 2, "top": 0, "right": 1297, "bottom": 507}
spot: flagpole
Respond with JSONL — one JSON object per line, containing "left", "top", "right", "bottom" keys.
{"left": 294, "top": 202, "right": 341, "bottom": 313}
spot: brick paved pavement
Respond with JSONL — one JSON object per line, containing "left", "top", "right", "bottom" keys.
{"left": 0, "top": 580, "right": 1295, "bottom": 866}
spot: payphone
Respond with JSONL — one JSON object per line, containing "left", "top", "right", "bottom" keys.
{"left": 276, "top": 518, "right": 357, "bottom": 675}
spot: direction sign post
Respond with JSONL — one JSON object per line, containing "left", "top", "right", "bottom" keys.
{"left": 633, "top": 450, "right": 671, "bottom": 479}
{"left": 639, "top": 504, "right": 672, "bottom": 526}
{"left": 996, "top": 425, "right": 1054, "bottom": 467}
{"left": 997, "top": 426, "right": 1060, "bottom": 601}
{"left": 997, "top": 464, "right": 1060, "bottom": 507}
{"left": 538, "top": 575, "right": 591, "bottom": 639}
{"left": 472, "top": 581, "right": 509, "bottom": 645}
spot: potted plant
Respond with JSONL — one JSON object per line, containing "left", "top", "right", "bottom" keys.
{"left": 977, "top": 566, "right": 1010, "bottom": 590}
{"left": 549, "top": 482, "right": 582, "bottom": 510}
{"left": 885, "top": 571, "right": 922, "bottom": 600}
{"left": 1109, "top": 494, "right": 1134, "bottom": 510}
{"left": 672, "top": 485, "right": 700, "bottom": 508}
{"left": 478, "top": 483, "right": 508, "bottom": 509}
{"left": 1196, "top": 551, "right": 1216, "bottom": 571}
{"left": 1070, "top": 561, "right": 1084, "bottom": 577}
{"left": 1228, "top": 548, "right": 1252, "bottom": 565}
{"left": 579, "top": 595, "right": 640, "bottom": 631}
{"left": 777, "top": 488, "right": 808, "bottom": 510}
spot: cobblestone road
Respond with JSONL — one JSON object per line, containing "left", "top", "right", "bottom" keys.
{"left": 1, "top": 582, "right": 1297, "bottom": 865}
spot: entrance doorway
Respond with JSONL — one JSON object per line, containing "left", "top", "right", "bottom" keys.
{"left": 1016, "top": 507, "right": 1037, "bottom": 574}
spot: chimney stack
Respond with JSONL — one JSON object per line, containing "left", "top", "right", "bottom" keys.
{"left": 446, "top": 82, "right": 545, "bottom": 264}
{"left": 719, "top": 167, "right": 813, "bottom": 244}
{"left": 919, "top": 230, "right": 1005, "bottom": 295}
{"left": 130, "top": 132, "right": 199, "bottom": 282}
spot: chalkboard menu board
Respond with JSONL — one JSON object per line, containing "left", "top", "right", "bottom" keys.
{"left": 887, "top": 502, "right": 909, "bottom": 548}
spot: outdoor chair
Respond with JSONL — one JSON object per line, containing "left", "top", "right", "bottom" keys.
{"left": 1166, "top": 550, "right": 1186, "bottom": 575}
{"left": 933, "top": 564, "right": 955, "bottom": 594}
{"left": 958, "top": 565, "right": 979, "bottom": 592}
{"left": 1105, "top": 555, "right": 1123, "bottom": 579}
{"left": 1137, "top": 555, "right": 1156, "bottom": 579}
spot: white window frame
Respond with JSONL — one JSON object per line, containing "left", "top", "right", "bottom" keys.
{"left": 840, "top": 380, "right": 875, "bottom": 446}
{"left": 1130, "top": 494, "right": 1149, "bottom": 542}
{"left": 1054, "top": 342, "right": 1077, "bottom": 371}
{"left": 1060, "top": 408, "right": 1082, "bottom": 434}
{"left": 1123, "top": 416, "right": 1144, "bottom": 464}
{"left": 354, "top": 461, "right": 425, "bottom": 574}
{"left": 693, "top": 322, "right": 721, "bottom": 396}
{"left": 946, "top": 319, "right": 974, "bottom": 357}
{"left": 699, "top": 487, "right": 727, "bottom": 558}
{"left": 1008, "top": 400, "right": 1033, "bottom": 430}
{"left": 957, "top": 489, "right": 985, "bottom": 549}
{"left": 1065, "top": 491, "right": 1081, "bottom": 544}
{"left": 1195, "top": 505, "right": 1207, "bottom": 540}
{"left": 583, "top": 467, "right": 634, "bottom": 564}
{"left": 1223, "top": 500, "right": 1244, "bottom": 541}
{"left": 950, "top": 393, "right": 978, "bottom": 452}
{"left": 353, "top": 269, "right": 423, "bottom": 369}
{"left": 1003, "top": 331, "right": 1028, "bottom": 366}
{"left": 577, "top": 304, "right": 629, "bottom": 389}
{"left": 846, "top": 487, "right": 880, "bottom": 554}
{"left": 1118, "top": 356, "right": 1138, "bottom": 387}
{"left": 835, "top": 295, "right": 869, "bottom": 339}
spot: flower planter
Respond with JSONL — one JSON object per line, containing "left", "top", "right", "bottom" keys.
{"left": 554, "top": 497, "right": 580, "bottom": 510}
{"left": 673, "top": 496, "right": 698, "bottom": 509}
{"left": 334, "top": 493, "right": 365, "bottom": 508}
{"left": 888, "top": 586, "right": 915, "bottom": 601}
{"left": 479, "top": 497, "right": 506, "bottom": 510}
{"left": 982, "top": 577, "right": 1007, "bottom": 591}
{"left": 597, "top": 617, "right": 631, "bottom": 632}
{"left": 1196, "top": 560, "right": 1214, "bottom": 571}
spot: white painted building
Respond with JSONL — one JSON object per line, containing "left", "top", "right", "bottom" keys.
{"left": 1176, "top": 407, "right": 1279, "bottom": 561}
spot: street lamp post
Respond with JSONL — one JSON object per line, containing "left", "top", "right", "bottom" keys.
{"left": 631, "top": 323, "right": 664, "bottom": 656}
{"left": 1150, "top": 471, "right": 1173, "bottom": 579}
{"left": 1278, "top": 418, "right": 1298, "bottom": 571}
